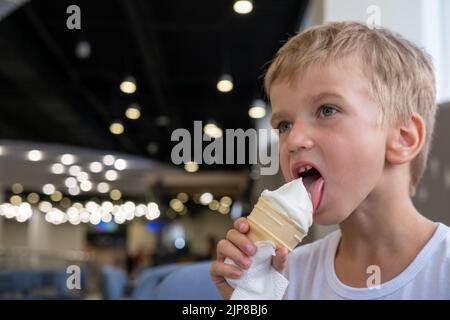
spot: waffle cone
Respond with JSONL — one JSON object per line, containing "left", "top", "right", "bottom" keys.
{"left": 246, "top": 196, "right": 306, "bottom": 252}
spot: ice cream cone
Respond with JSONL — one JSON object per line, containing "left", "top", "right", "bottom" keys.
{"left": 246, "top": 196, "right": 307, "bottom": 252}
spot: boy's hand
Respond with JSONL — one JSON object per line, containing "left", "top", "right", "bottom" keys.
{"left": 210, "top": 217, "right": 289, "bottom": 300}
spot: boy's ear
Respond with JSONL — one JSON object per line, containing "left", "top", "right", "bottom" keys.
{"left": 386, "top": 112, "right": 426, "bottom": 165}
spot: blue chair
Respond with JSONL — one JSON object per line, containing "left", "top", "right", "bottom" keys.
{"left": 153, "top": 261, "right": 222, "bottom": 300}
{"left": 132, "top": 263, "right": 191, "bottom": 300}
{"left": 0, "top": 270, "right": 34, "bottom": 298}
{"left": 100, "top": 265, "right": 128, "bottom": 300}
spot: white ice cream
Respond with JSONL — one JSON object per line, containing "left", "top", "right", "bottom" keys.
{"left": 261, "top": 178, "right": 313, "bottom": 233}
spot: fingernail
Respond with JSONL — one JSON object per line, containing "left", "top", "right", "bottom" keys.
{"left": 241, "top": 258, "right": 251, "bottom": 268}
{"left": 245, "top": 244, "right": 254, "bottom": 255}
{"left": 239, "top": 223, "right": 246, "bottom": 232}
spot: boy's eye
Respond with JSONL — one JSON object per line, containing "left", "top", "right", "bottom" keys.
{"left": 319, "top": 105, "right": 338, "bottom": 117}
{"left": 276, "top": 121, "right": 292, "bottom": 134}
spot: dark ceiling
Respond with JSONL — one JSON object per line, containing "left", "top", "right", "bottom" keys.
{"left": 0, "top": 0, "right": 309, "bottom": 170}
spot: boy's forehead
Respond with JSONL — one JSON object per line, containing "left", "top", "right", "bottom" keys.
{"left": 269, "top": 60, "right": 370, "bottom": 106}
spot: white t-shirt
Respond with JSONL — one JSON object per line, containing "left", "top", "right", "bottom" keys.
{"left": 283, "top": 222, "right": 450, "bottom": 299}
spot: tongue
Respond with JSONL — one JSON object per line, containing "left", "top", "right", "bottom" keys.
{"left": 310, "top": 177, "right": 324, "bottom": 213}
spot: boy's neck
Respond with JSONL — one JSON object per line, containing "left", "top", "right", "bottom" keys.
{"left": 338, "top": 167, "right": 436, "bottom": 258}
{"left": 334, "top": 168, "right": 437, "bottom": 287}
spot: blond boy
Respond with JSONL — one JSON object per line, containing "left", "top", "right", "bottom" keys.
{"left": 210, "top": 21, "right": 450, "bottom": 299}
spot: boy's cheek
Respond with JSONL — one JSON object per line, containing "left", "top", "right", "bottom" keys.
{"left": 279, "top": 153, "right": 291, "bottom": 180}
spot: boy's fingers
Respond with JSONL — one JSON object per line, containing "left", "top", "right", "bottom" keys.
{"left": 272, "top": 247, "right": 288, "bottom": 273}
{"left": 210, "top": 261, "right": 239, "bottom": 300}
{"left": 210, "top": 260, "right": 243, "bottom": 280}
{"left": 226, "top": 229, "right": 256, "bottom": 256}
{"left": 216, "top": 239, "right": 252, "bottom": 269}
{"left": 233, "top": 217, "right": 249, "bottom": 233}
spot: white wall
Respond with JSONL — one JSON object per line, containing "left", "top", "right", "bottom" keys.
{"left": 0, "top": 206, "right": 86, "bottom": 251}
{"left": 322, "top": 0, "right": 449, "bottom": 103}
{"left": 1, "top": 218, "right": 28, "bottom": 247}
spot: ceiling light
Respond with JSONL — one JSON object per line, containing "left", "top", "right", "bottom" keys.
{"left": 114, "top": 159, "right": 127, "bottom": 171}
{"left": 110, "top": 121, "right": 124, "bottom": 135}
{"left": 89, "top": 161, "right": 103, "bottom": 173}
{"left": 60, "top": 197, "right": 71, "bottom": 209}
{"left": 97, "top": 182, "right": 110, "bottom": 193}
{"left": 177, "top": 192, "right": 189, "bottom": 203}
{"left": 219, "top": 204, "right": 230, "bottom": 214}
{"left": 75, "top": 40, "right": 91, "bottom": 59}
{"left": 123, "top": 201, "right": 135, "bottom": 214}
{"left": 101, "top": 212, "right": 112, "bottom": 223}
{"left": 120, "top": 76, "right": 137, "bottom": 94}
{"left": 27, "top": 193, "right": 40, "bottom": 204}
{"left": 61, "top": 154, "right": 75, "bottom": 165}
{"left": 27, "top": 150, "right": 42, "bottom": 161}
{"left": 17, "top": 203, "right": 32, "bottom": 221}
{"left": 89, "top": 214, "right": 101, "bottom": 225}
{"left": 67, "top": 207, "right": 79, "bottom": 220}
{"left": 146, "top": 203, "right": 160, "bottom": 220}
{"left": 135, "top": 204, "right": 147, "bottom": 217}
{"left": 69, "top": 165, "right": 82, "bottom": 176}
{"left": 101, "top": 201, "right": 114, "bottom": 212}
{"left": 209, "top": 200, "right": 220, "bottom": 211}
{"left": 147, "top": 142, "right": 158, "bottom": 155}
{"left": 12, "top": 183, "right": 23, "bottom": 194}
{"left": 38, "top": 201, "right": 52, "bottom": 213}
{"left": 248, "top": 99, "right": 267, "bottom": 119}
{"left": 42, "top": 184, "right": 55, "bottom": 195}
{"left": 68, "top": 186, "right": 80, "bottom": 196}
{"left": 65, "top": 177, "right": 77, "bottom": 188}
{"left": 105, "top": 170, "right": 118, "bottom": 181}
{"left": 220, "top": 196, "right": 233, "bottom": 206}
{"left": 76, "top": 172, "right": 89, "bottom": 182}
{"left": 169, "top": 199, "right": 184, "bottom": 212}
{"left": 86, "top": 201, "right": 99, "bottom": 213}
{"left": 50, "top": 191, "right": 63, "bottom": 202}
{"left": 10, "top": 195, "right": 22, "bottom": 206}
{"left": 110, "top": 189, "right": 122, "bottom": 201}
{"left": 102, "top": 155, "right": 115, "bottom": 166}
{"left": 51, "top": 163, "right": 65, "bottom": 174}
{"left": 156, "top": 115, "right": 170, "bottom": 126}
{"left": 216, "top": 74, "right": 233, "bottom": 92}
{"left": 174, "top": 238, "right": 185, "bottom": 249}
{"left": 199, "top": 192, "right": 213, "bottom": 205}
{"left": 204, "top": 122, "right": 223, "bottom": 138}
{"left": 233, "top": 0, "right": 253, "bottom": 14}
{"left": 184, "top": 161, "right": 198, "bottom": 173}
{"left": 80, "top": 210, "right": 90, "bottom": 223}
{"left": 80, "top": 181, "right": 93, "bottom": 192}
{"left": 125, "top": 104, "right": 141, "bottom": 120}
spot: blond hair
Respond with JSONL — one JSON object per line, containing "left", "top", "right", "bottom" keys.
{"left": 265, "top": 21, "right": 436, "bottom": 196}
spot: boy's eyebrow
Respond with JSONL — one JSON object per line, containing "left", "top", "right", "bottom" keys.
{"left": 270, "top": 91, "right": 346, "bottom": 127}
{"left": 307, "top": 91, "right": 346, "bottom": 104}
{"left": 270, "top": 112, "right": 286, "bottom": 128}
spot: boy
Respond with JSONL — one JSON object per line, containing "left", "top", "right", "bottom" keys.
{"left": 210, "top": 21, "right": 450, "bottom": 299}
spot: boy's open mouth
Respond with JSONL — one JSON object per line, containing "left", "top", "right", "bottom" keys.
{"left": 296, "top": 166, "right": 325, "bottom": 214}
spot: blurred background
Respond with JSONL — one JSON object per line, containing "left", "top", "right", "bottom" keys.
{"left": 0, "top": 0, "right": 449, "bottom": 300}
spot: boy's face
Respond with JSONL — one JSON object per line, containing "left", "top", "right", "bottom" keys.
{"left": 270, "top": 60, "right": 388, "bottom": 225}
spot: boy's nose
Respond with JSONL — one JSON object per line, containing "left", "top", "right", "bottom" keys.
{"left": 286, "top": 122, "right": 314, "bottom": 153}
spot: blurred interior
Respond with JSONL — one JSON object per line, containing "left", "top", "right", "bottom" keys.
{"left": 0, "top": 0, "right": 449, "bottom": 300}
